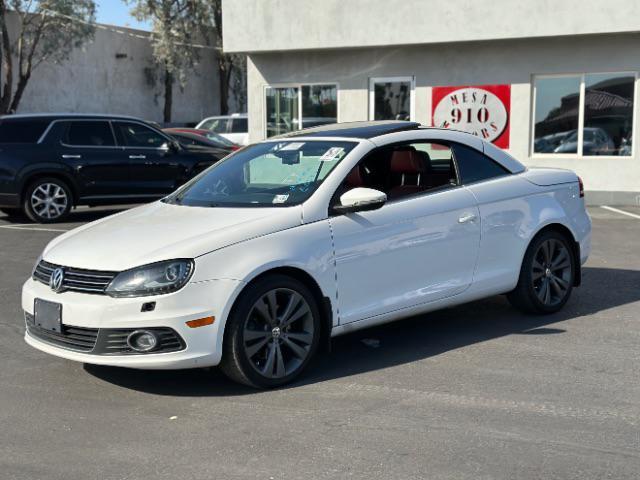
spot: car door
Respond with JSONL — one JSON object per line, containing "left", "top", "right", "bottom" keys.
{"left": 57, "top": 120, "right": 130, "bottom": 198}
{"left": 329, "top": 141, "right": 481, "bottom": 324}
{"left": 113, "top": 121, "right": 188, "bottom": 195}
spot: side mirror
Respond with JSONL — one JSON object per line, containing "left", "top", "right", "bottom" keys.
{"left": 332, "top": 187, "right": 387, "bottom": 214}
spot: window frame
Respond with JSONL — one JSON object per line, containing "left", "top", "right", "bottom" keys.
{"left": 368, "top": 76, "right": 416, "bottom": 122}
{"left": 449, "top": 142, "right": 510, "bottom": 186}
{"left": 59, "top": 119, "right": 118, "bottom": 149}
{"left": 202, "top": 117, "right": 231, "bottom": 134}
{"left": 329, "top": 140, "right": 461, "bottom": 212}
{"left": 531, "top": 71, "right": 638, "bottom": 159}
{"left": 329, "top": 138, "right": 514, "bottom": 213}
{"left": 263, "top": 82, "right": 340, "bottom": 139}
{"left": 0, "top": 119, "right": 51, "bottom": 144}
{"left": 112, "top": 120, "right": 175, "bottom": 150}
{"left": 230, "top": 117, "right": 248, "bottom": 133}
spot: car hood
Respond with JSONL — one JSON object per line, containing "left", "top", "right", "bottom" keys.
{"left": 43, "top": 202, "right": 303, "bottom": 271}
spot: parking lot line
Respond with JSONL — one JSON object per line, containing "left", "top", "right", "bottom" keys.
{"left": 0, "top": 224, "right": 69, "bottom": 233}
{"left": 601, "top": 205, "right": 640, "bottom": 220}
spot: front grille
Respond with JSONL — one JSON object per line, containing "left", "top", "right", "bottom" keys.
{"left": 33, "top": 260, "right": 117, "bottom": 295}
{"left": 25, "top": 312, "right": 186, "bottom": 355}
{"left": 94, "top": 328, "right": 186, "bottom": 355}
{"left": 25, "top": 312, "right": 99, "bottom": 352}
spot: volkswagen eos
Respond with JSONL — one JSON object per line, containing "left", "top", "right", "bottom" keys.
{"left": 22, "top": 121, "right": 591, "bottom": 388}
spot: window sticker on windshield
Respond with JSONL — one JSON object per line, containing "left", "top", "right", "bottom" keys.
{"left": 320, "top": 147, "right": 345, "bottom": 161}
{"left": 279, "top": 142, "right": 305, "bottom": 151}
{"left": 273, "top": 194, "right": 289, "bottom": 204}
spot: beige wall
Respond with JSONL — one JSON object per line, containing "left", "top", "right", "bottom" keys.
{"left": 224, "top": 0, "right": 640, "bottom": 53}
{"left": 247, "top": 34, "right": 640, "bottom": 198}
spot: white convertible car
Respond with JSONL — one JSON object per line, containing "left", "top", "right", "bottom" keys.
{"left": 23, "top": 121, "right": 591, "bottom": 388}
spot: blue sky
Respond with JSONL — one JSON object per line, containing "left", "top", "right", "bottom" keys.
{"left": 96, "top": 0, "right": 151, "bottom": 30}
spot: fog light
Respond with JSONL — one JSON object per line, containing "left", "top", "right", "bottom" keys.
{"left": 126, "top": 330, "right": 158, "bottom": 352}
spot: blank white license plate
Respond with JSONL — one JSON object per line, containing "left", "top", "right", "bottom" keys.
{"left": 34, "top": 299, "right": 62, "bottom": 333}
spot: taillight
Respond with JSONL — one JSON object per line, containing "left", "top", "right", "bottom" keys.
{"left": 578, "top": 176, "right": 584, "bottom": 198}
{"left": 230, "top": 145, "right": 240, "bottom": 151}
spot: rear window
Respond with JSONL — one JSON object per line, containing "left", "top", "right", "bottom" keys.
{"left": 0, "top": 120, "right": 50, "bottom": 144}
{"left": 201, "top": 118, "right": 228, "bottom": 133}
{"left": 63, "top": 121, "right": 115, "bottom": 147}
{"left": 230, "top": 118, "right": 247, "bottom": 133}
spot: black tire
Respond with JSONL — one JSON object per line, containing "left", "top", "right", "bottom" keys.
{"left": 507, "top": 230, "right": 575, "bottom": 314}
{"left": 220, "top": 274, "right": 322, "bottom": 388}
{"left": 22, "top": 177, "right": 73, "bottom": 223}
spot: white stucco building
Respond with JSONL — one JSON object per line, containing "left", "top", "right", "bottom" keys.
{"left": 222, "top": 0, "right": 640, "bottom": 204}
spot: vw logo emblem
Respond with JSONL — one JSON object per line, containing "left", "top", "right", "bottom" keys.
{"left": 50, "top": 268, "right": 65, "bottom": 293}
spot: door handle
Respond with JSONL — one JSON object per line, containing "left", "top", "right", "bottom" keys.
{"left": 458, "top": 213, "right": 477, "bottom": 224}
{"left": 62, "top": 154, "right": 81, "bottom": 159}
{"left": 129, "top": 155, "right": 146, "bottom": 159}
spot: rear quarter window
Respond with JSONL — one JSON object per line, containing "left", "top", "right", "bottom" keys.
{"left": 452, "top": 143, "right": 509, "bottom": 184}
{"left": 0, "top": 120, "right": 50, "bottom": 144}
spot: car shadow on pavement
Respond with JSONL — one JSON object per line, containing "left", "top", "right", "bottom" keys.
{"left": 84, "top": 266, "right": 640, "bottom": 396}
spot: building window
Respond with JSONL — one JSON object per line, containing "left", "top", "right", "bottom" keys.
{"left": 533, "top": 73, "right": 635, "bottom": 157}
{"left": 583, "top": 73, "right": 634, "bottom": 156}
{"left": 266, "top": 87, "right": 299, "bottom": 138}
{"left": 301, "top": 85, "right": 337, "bottom": 128}
{"left": 265, "top": 84, "right": 338, "bottom": 138}
{"left": 369, "top": 77, "right": 415, "bottom": 121}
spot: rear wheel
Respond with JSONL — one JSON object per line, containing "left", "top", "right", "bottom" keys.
{"left": 220, "top": 274, "right": 321, "bottom": 388}
{"left": 23, "top": 177, "right": 72, "bottom": 223}
{"left": 508, "top": 230, "right": 575, "bottom": 314}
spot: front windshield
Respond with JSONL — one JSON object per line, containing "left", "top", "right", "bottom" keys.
{"left": 166, "top": 140, "right": 356, "bottom": 207}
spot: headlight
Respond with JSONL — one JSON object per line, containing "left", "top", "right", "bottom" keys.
{"left": 106, "top": 259, "right": 194, "bottom": 298}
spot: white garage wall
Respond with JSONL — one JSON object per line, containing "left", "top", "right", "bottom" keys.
{"left": 223, "top": 0, "right": 640, "bottom": 53}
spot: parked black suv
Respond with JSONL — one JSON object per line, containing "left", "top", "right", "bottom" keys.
{"left": 0, "top": 114, "right": 232, "bottom": 223}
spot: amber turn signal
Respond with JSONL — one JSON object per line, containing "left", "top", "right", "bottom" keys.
{"left": 185, "top": 316, "right": 215, "bottom": 328}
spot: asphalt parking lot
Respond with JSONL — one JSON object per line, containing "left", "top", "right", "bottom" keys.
{"left": 1, "top": 205, "right": 639, "bottom": 480}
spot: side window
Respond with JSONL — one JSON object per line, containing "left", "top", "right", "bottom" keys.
{"left": 338, "top": 142, "right": 457, "bottom": 203}
{"left": 0, "top": 120, "right": 50, "bottom": 144}
{"left": 230, "top": 118, "right": 248, "bottom": 133}
{"left": 451, "top": 143, "right": 509, "bottom": 184}
{"left": 63, "top": 121, "right": 115, "bottom": 147}
{"left": 203, "top": 119, "right": 228, "bottom": 134}
{"left": 114, "top": 122, "right": 168, "bottom": 148}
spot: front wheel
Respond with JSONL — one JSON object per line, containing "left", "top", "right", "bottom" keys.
{"left": 220, "top": 274, "right": 321, "bottom": 388}
{"left": 508, "top": 230, "right": 575, "bottom": 314}
{"left": 23, "top": 177, "right": 73, "bottom": 223}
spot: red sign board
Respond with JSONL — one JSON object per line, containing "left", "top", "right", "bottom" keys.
{"left": 432, "top": 84, "right": 511, "bottom": 148}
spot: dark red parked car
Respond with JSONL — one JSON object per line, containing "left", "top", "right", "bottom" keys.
{"left": 163, "top": 128, "right": 240, "bottom": 151}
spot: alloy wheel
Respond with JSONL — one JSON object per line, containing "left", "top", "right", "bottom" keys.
{"left": 531, "top": 239, "right": 572, "bottom": 306}
{"left": 30, "top": 183, "right": 69, "bottom": 220}
{"left": 242, "top": 288, "right": 315, "bottom": 379}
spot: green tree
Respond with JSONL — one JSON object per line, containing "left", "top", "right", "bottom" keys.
{"left": 127, "top": 0, "right": 216, "bottom": 123}
{"left": 128, "top": 0, "right": 246, "bottom": 121}
{"left": 210, "top": 0, "right": 245, "bottom": 114}
{"left": 0, "top": 0, "right": 95, "bottom": 114}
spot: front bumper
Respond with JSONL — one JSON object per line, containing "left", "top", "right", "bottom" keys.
{"left": 22, "top": 277, "right": 245, "bottom": 369}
